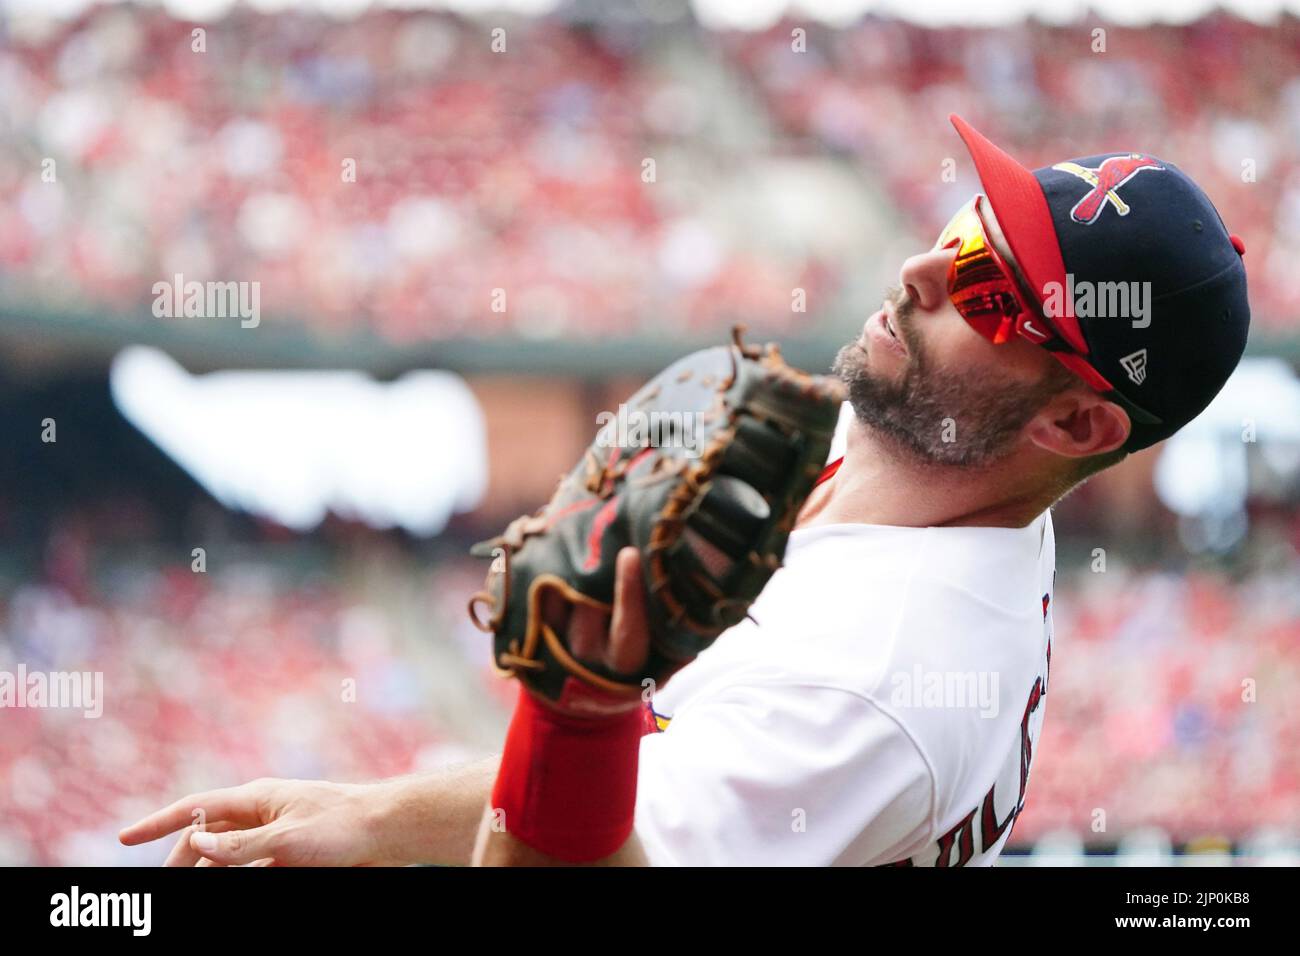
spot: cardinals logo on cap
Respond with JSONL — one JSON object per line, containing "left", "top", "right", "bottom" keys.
{"left": 1053, "top": 155, "right": 1165, "bottom": 224}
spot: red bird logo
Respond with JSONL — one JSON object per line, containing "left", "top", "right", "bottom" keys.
{"left": 1053, "top": 155, "right": 1164, "bottom": 224}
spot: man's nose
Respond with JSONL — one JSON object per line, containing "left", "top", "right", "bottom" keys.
{"left": 898, "top": 247, "right": 957, "bottom": 314}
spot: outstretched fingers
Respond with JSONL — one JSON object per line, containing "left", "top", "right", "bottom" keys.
{"left": 119, "top": 782, "right": 269, "bottom": 847}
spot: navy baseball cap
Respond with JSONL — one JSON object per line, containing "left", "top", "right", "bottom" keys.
{"left": 949, "top": 114, "right": 1250, "bottom": 452}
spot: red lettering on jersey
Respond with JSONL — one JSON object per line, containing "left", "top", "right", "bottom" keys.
{"left": 934, "top": 806, "right": 978, "bottom": 868}
{"left": 915, "top": 647, "right": 1051, "bottom": 866}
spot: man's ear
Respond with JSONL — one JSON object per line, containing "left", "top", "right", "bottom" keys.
{"left": 1026, "top": 392, "right": 1130, "bottom": 459}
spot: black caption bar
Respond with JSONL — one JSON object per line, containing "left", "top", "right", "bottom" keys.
{"left": 0, "top": 864, "right": 1281, "bottom": 943}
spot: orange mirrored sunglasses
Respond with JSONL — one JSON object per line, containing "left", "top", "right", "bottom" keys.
{"left": 936, "top": 194, "right": 1162, "bottom": 426}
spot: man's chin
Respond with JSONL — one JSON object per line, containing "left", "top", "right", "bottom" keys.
{"left": 833, "top": 341, "right": 904, "bottom": 407}
{"left": 830, "top": 339, "right": 967, "bottom": 465}
{"left": 833, "top": 339, "right": 1057, "bottom": 469}
{"left": 831, "top": 339, "right": 873, "bottom": 386}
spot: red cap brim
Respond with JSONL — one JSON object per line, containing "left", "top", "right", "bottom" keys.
{"left": 948, "top": 114, "right": 1087, "bottom": 354}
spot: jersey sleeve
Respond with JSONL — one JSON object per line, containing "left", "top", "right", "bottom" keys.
{"left": 634, "top": 680, "right": 936, "bottom": 866}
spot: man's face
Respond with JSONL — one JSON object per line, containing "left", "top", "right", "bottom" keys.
{"left": 833, "top": 233, "right": 1067, "bottom": 468}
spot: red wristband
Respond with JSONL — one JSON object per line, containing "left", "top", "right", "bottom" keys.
{"left": 491, "top": 686, "right": 644, "bottom": 863}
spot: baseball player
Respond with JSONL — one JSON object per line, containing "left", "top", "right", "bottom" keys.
{"left": 121, "top": 115, "right": 1249, "bottom": 867}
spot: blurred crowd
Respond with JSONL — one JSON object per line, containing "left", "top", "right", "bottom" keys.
{"left": 3, "top": 8, "right": 1296, "bottom": 341}
{"left": 0, "top": 547, "right": 478, "bottom": 865}
{"left": 1017, "top": 561, "right": 1300, "bottom": 847}
{"left": 0, "top": 7, "right": 833, "bottom": 341}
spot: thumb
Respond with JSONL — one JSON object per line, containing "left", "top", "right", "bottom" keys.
{"left": 190, "top": 825, "right": 281, "bottom": 866}
{"left": 609, "top": 547, "right": 649, "bottom": 674}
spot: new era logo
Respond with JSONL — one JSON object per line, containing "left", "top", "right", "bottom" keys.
{"left": 1120, "top": 349, "right": 1148, "bottom": 386}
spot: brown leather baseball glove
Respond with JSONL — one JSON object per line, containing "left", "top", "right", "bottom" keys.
{"left": 468, "top": 329, "right": 845, "bottom": 709}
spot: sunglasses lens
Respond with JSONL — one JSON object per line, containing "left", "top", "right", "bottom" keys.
{"left": 938, "top": 200, "right": 1025, "bottom": 343}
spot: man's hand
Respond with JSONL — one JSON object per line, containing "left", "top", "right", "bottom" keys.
{"left": 475, "top": 547, "right": 655, "bottom": 866}
{"left": 119, "top": 761, "right": 499, "bottom": 867}
{"left": 118, "top": 779, "right": 398, "bottom": 867}
{"left": 120, "top": 553, "right": 656, "bottom": 869}
{"left": 538, "top": 547, "right": 655, "bottom": 714}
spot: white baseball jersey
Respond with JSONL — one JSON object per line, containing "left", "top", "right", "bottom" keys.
{"left": 634, "top": 410, "right": 1057, "bottom": 866}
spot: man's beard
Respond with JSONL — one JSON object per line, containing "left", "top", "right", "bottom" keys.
{"left": 832, "top": 296, "right": 1062, "bottom": 468}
